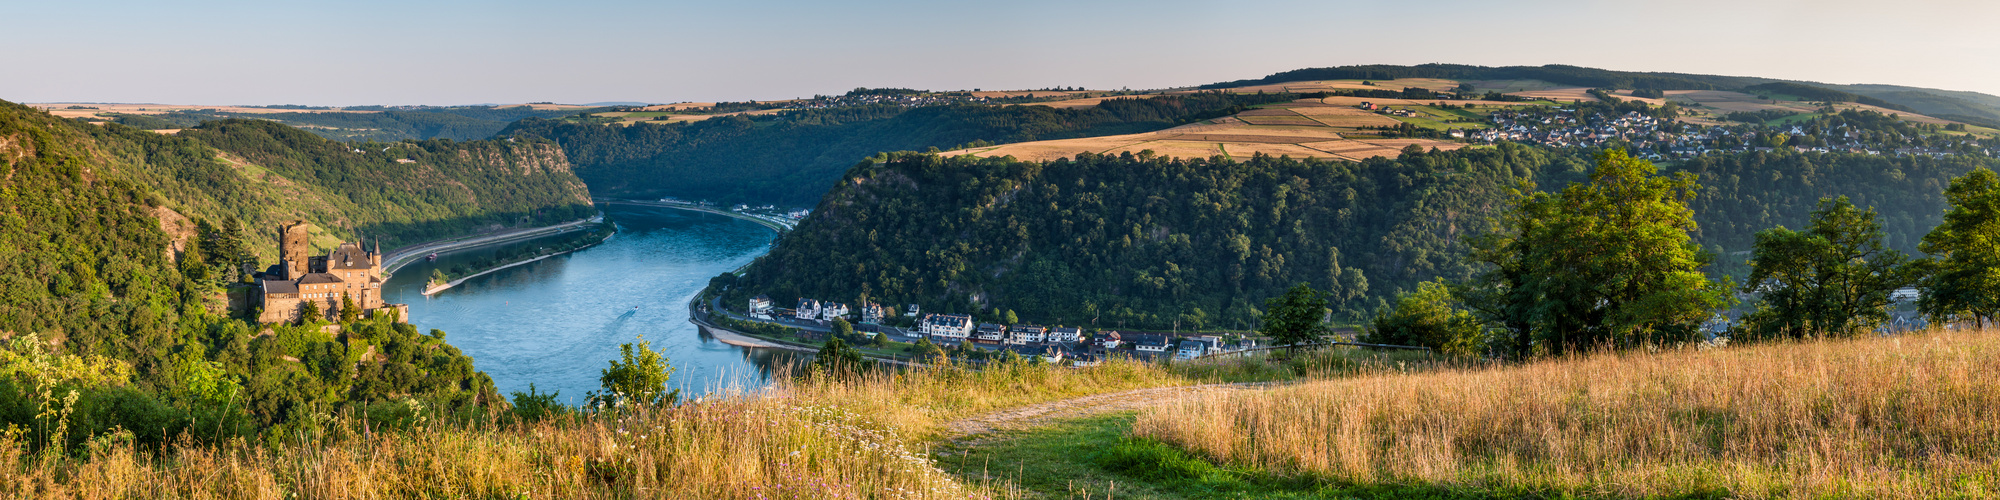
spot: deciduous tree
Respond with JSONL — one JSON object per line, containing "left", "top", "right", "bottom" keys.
{"left": 1917, "top": 168, "right": 2000, "bottom": 328}
{"left": 1259, "top": 283, "right": 1329, "bottom": 354}
{"left": 1743, "top": 197, "right": 1916, "bottom": 338}
{"left": 1467, "top": 150, "right": 1730, "bottom": 356}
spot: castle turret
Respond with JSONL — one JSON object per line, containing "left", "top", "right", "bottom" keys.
{"left": 279, "top": 220, "right": 313, "bottom": 279}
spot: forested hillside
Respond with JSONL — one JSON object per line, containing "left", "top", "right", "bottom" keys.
{"left": 727, "top": 147, "right": 1994, "bottom": 330}
{"left": 108, "top": 105, "right": 601, "bottom": 142}
{"left": 501, "top": 92, "right": 1297, "bottom": 205}
{"left": 64, "top": 115, "right": 594, "bottom": 262}
{"left": 179, "top": 120, "right": 594, "bottom": 251}
{"left": 0, "top": 100, "right": 505, "bottom": 449}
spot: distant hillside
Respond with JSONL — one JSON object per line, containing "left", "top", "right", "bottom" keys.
{"left": 501, "top": 93, "right": 1296, "bottom": 206}
{"left": 92, "top": 105, "right": 601, "bottom": 142}
{"left": 1204, "top": 63, "right": 1774, "bottom": 92}
{"left": 1206, "top": 63, "right": 2000, "bottom": 129}
{"left": 1830, "top": 83, "right": 2000, "bottom": 127}
{"left": 177, "top": 119, "right": 594, "bottom": 251}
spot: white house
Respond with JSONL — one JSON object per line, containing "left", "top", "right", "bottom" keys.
{"left": 975, "top": 323, "right": 1008, "bottom": 343}
{"left": 919, "top": 313, "right": 973, "bottom": 339}
{"left": 795, "top": 299, "right": 820, "bottom": 321}
{"left": 1176, "top": 338, "right": 1215, "bottom": 359}
{"left": 1130, "top": 334, "right": 1170, "bottom": 353}
{"left": 1094, "top": 331, "right": 1122, "bottom": 349}
{"left": 823, "top": 302, "right": 851, "bottom": 320}
{"left": 1049, "top": 326, "right": 1082, "bottom": 343}
{"left": 749, "top": 295, "right": 773, "bottom": 318}
{"left": 1009, "top": 324, "right": 1047, "bottom": 345}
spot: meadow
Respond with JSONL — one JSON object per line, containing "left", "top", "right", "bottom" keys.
{"left": 1133, "top": 330, "right": 2000, "bottom": 499}
{"left": 0, "top": 344, "right": 1448, "bottom": 499}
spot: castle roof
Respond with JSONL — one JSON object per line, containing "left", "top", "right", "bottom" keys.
{"left": 261, "top": 280, "right": 299, "bottom": 294}
{"left": 297, "top": 273, "right": 345, "bottom": 284}
{"left": 328, "top": 242, "right": 374, "bottom": 270}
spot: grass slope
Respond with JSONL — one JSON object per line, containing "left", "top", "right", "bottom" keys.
{"left": 1134, "top": 330, "right": 2000, "bottom": 499}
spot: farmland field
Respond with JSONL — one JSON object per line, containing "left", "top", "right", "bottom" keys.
{"left": 941, "top": 98, "right": 1464, "bottom": 162}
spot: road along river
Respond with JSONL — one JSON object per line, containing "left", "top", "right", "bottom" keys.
{"left": 381, "top": 205, "right": 802, "bottom": 404}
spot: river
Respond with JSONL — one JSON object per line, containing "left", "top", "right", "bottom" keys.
{"left": 381, "top": 206, "right": 801, "bottom": 404}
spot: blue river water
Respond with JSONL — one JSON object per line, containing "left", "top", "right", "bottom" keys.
{"left": 380, "top": 206, "right": 801, "bottom": 404}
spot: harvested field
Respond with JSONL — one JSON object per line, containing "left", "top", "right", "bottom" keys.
{"left": 1233, "top": 108, "right": 1307, "bottom": 116}
{"left": 1667, "top": 90, "right": 1956, "bottom": 124}
{"left": 1317, "top": 96, "right": 1543, "bottom": 108}
{"left": 1030, "top": 95, "right": 1154, "bottom": 108}
{"left": 1163, "top": 133, "right": 1337, "bottom": 144}
{"left": 1100, "top": 140, "right": 1226, "bottom": 160}
{"left": 1465, "top": 79, "right": 1568, "bottom": 92}
{"left": 1505, "top": 87, "right": 1604, "bottom": 103}
{"left": 1236, "top": 115, "right": 1323, "bottom": 126}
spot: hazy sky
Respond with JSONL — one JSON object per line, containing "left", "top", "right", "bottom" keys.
{"left": 7, "top": 0, "right": 1996, "bottom": 105}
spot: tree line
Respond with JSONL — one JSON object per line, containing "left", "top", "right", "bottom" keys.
{"left": 1357, "top": 150, "right": 1999, "bottom": 356}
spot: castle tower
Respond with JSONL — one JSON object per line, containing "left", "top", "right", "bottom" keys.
{"left": 280, "top": 220, "right": 313, "bottom": 279}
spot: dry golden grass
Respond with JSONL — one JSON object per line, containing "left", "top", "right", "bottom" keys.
{"left": 1505, "top": 87, "right": 1606, "bottom": 103}
{"left": 1133, "top": 330, "right": 2000, "bottom": 498}
{"left": 1, "top": 359, "right": 1192, "bottom": 499}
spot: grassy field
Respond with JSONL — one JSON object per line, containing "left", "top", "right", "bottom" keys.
{"left": 0, "top": 358, "right": 1178, "bottom": 499}
{"left": 1133, "top": 330, "right": 2000, "bottom": 499}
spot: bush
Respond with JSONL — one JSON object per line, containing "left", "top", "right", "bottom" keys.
{"left": 1362, "top": 280, "right": 1483, "bottom": 356}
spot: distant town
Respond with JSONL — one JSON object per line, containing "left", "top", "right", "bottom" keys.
{"left": 735, "top": 294, "right": 1262, "bottom": 365}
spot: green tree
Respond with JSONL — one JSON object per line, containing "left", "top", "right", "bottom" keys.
{"left": 299, "top": 301, "right": 321, "bottom": 325}
{"left": 1917, "top": 168, "right": 2000, "bottom": 328}
{"left": 813, "top": 337, "right": 865, "bottom": 377}
{"left": 1467, "top": 150, "right": 1731, "bottom": 356}
{"left": 1258, "top": 283, "right": 1329, "bottom": 354}
{"left": 830, "top": 318, "right": 856, "bottom": 341}
{"left": 910, "top": 337, "right": 947, "bottom": 362}
{"left": 1363, "top": 280, "right": 1484, "bottom": 356}
{"left": 589, "top": 337, "right": 679, "bottom": 409}
{"left": 1003, "top": 309, "right": 1019, "bottom": 325}
{"left": 339, "top": 293, "right": 361, "bottom": 323}
{"left": 1742, "top": 197, "right": 1917, "bottom": 339}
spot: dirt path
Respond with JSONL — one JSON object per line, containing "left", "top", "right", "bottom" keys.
{"left": 942, "top": 383, "right": 1277, "bottom": 446}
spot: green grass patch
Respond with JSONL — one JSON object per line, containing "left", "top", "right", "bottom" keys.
{"left": 938, "top": 413, "right": 1542, "bottom": 499}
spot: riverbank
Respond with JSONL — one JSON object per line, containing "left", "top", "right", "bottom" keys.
{"left": 594, "top": 198, "right": 795, "bottom": 233}
{"left": 383, "top": 218, "right": 598, "bottom": 275}
{"left": 687, "top": 294, "right": 931, "bottom": 368}
{"left": 422, "top": 228, "right": 614, "bottom": 296}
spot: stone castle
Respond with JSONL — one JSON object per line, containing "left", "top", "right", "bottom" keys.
{"left": 256, "top": 220, "right": 408, "bottom": 324}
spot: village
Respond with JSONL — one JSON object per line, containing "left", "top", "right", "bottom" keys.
{"left": 1469, "top": 107, "right": 1996, "bottom": 159}
{"left": 738, "top": 294, "right": 1265, "bottom": 366}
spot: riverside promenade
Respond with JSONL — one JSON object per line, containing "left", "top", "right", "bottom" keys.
{"left": 593, "top": 198, "right": 796, "bottom": 233}
{"left": 381, "top": 218, "right": 597, "bottom": 275}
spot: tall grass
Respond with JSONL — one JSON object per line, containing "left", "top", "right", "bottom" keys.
{"left": 1132, "top": 330, "right": 2000, "bottom": 498}
{"left": 0, "top": 358, "right": 1193, "bottom": 499}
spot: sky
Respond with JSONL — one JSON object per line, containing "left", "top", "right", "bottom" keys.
{"left": 7, "top": 0, "right": 1997, "bottom": 106}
